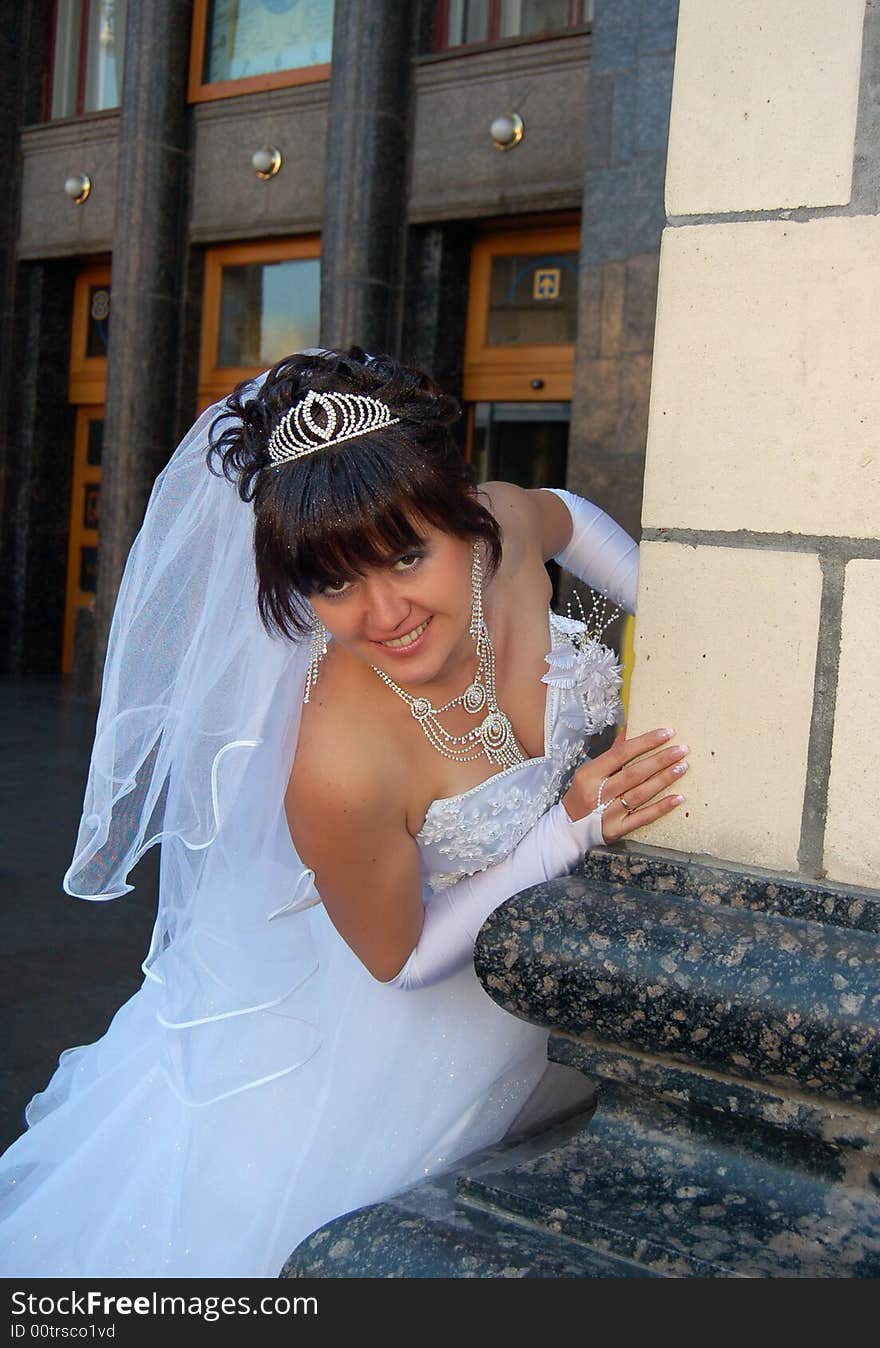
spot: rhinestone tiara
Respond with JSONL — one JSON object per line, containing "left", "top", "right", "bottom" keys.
{"left": 267, "top": 389, "right": 401, "bottom": 466}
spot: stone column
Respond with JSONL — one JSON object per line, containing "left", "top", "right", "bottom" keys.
{"left": 568, "top": 0, "right": 679, "bottom": 543}
{"left": 0, "top": 0, "right": 54, "bottom": 673}
{"left": 632, "top": 0, "right": 879, "bottom": 889}
{"left": 92, "top": 0, "right": 191, "bottom": 696}
{"left": 401, "top": 223, "right": 470, "bottom": 389}
{"left": 6, "top": 263, "right": 78, "bottom": 676}
{"left": 320, "top": 0, "right": 416, "bottom": 356}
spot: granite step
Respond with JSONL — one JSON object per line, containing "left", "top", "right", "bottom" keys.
{"left": 282, "top": 1107, "right": 662, "bottom": 1279}
{"left": 283, "top": 1069, "right": 880, "bottom": 1278}
{"left": 283, "top": 853, "right": 880, "bottom": 1278}
{"left": 455, "top": 1079, "right": 880, "bottom": 1278}
{"left": 475, "top": 871, "right": 880, "bottom": 1108}
{"left": 282, "top": 1187, "right": 658, "bottom": 1279}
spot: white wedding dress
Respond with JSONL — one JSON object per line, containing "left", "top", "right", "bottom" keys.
{"left": 0, "top": 611, "right": 615, "bottom": 1278}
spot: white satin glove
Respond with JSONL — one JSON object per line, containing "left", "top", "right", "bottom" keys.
{"left": 541, "top": 487, "right": 638, "bottom": 615}
{"left": 380, "top": 800, "right": 604, "bottom": 991}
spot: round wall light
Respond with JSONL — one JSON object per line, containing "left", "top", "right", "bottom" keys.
{"left": 64, "top": 173, "right": 92, "bottom": 204}
{"left": 490, "top": 114, "right": 524, "bottom": 152}
{"left": 252, "top": 146, "right": 282, "bottom": 180}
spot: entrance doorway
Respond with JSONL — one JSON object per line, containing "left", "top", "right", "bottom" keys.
{"left": 470, "top": 401, "right": 570, "bottom": 490}
{"left": 62, "top": 263, "right": 110, "bottom": 674}
{"left": 463, "top": 224, "right": 579, "bottom": 488}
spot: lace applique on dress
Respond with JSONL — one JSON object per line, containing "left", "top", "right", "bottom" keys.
{"left": 416, "top": 608, "right": 623, "bottom": 894}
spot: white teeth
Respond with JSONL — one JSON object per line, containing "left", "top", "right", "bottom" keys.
{"left": 381, "top": 619, "right": 429, "bottom": 649}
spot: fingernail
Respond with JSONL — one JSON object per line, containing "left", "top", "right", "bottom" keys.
{"left": 676, "top": 743, "right": 689, "bottom": 755}
{"left": 660, "top": 728, "right": 675, "bottom": 739}
{"left": 672, "top": 762, "right": 689, "bottom": 776}
{"left": 674, "top": 794, "right": 685, "bottom": 803}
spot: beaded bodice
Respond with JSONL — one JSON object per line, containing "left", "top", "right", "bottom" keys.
{"left": 415, "top": 610, "right": 623, "bottom": 895}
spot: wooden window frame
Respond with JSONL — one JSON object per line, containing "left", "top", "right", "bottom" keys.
{"left": 463, "top": 225, "right": 580, "bottom": 403}
{"left": 433, "top": 0, "right": 588, "bottom": 52}
{"left": 62, "top": 405, "right": 103, "bottom": 674}
{"left": 69, "top": 262, "right": 111, "bottom": 404}
{"left": 188, "top": 0, "right": 331, "bottom": 104}
{"left": 198, "top": 236, "right": 322, "bottom": 410}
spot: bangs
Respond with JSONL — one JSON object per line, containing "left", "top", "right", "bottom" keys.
{"left": 293, "top": 494, "right": 431, "bottom": 596}
{"left": 268, "top": 436, "right": 455, "bottom": 599}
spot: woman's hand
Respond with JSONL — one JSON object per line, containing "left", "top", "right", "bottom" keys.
{"left": 562, "top": 726, "right": 687, "bottom": 843}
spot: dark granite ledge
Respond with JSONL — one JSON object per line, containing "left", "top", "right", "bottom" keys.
{"left": 584, "top": 844, "right": 880, "bottom": 933}
{"left": 285, "top": 846, "right": 880, "bottom": 1279}
{"left": 548, "top": 1035, "right": 880, "bottom": 1159}
{"left": 282, "top": 1095, "right": 652, "bottom": 1280}
{"left": 454, "top": 1084, "right": 880, "bottom": 1279}
{"left": 476, "top": 877, "right": 880, "bottom": 1107}
{"left": 283, "top": 1072, "right": 880, "bottom": 1279}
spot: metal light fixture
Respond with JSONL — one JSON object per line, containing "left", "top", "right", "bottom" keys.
{"left": 251, "top": 146, "right": 282, "bottom": 180}
{"left": 64, "top": 173, "right": 92, "bottom": 204}
{"left": 490, "top": 113, "right": 524, "bottom": 152}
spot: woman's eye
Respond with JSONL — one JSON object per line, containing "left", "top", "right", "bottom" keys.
{"left": 393, "top": 553, "right": 423, "bottom": 572}
{"left": 321, "top": 579, "right": 352, "bottom": 598}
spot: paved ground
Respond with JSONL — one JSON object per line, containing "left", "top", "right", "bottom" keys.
{"left": 1, "top": 678, "right": 158, "bottom": 1155}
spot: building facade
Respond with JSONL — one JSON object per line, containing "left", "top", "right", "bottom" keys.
{"left": 0, "top": 0, "right": 678, "bottom": 692}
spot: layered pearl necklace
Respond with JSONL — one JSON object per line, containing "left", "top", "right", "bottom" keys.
{"left": 370, "top": 544, "right": 528, "bottom": 768}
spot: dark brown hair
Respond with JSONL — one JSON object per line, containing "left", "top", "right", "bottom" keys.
{"left": 207, "top": 347, "right": 503, "bottom": 638}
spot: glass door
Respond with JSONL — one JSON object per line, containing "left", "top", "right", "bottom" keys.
{"left": 62, "top": 408, "right": 103, "bottom": 674}
{"left": 470, "top": 400, "right": 570, "bottom": 489}
{"left": 63, "top": 263, "right": 110, "bottom": 674}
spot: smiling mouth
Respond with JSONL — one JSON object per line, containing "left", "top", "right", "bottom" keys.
{"left": 377, "top": 617, "right": 432, "bottom": 649}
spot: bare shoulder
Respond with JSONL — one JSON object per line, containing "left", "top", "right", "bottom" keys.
{"left": 477, "top": 480, "right": 541, "bottom": 571}
{"left": 478, "top": 480, "right": 572, "bottom": 565}
{"left": 284, "top": 660, "right": 423, "bottom": 981}
{"left": 286, "top": 664, "right": 405, "bottom": 849}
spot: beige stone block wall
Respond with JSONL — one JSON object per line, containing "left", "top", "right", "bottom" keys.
{"left": 666, "top": 0, "right": 865, "bottom": 215}
{"left": 642, "top": 215, "right": 880, "bottom": 536}
{"left": 628, "top": 542, "right": 822, "bottom": 871}
{"left": 823, "top": 562, "right": 880, "bottom": 887}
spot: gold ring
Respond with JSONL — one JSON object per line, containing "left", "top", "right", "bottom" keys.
{"left": 620, "top": 795, "right": 632, "bottom": 811}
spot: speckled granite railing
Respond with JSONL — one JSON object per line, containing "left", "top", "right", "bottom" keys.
{"left": 477, "top": 861, "right": 880, "bottom": 1109}
{"left": 282, "top": 849, "right": 880, "bottom": 1278}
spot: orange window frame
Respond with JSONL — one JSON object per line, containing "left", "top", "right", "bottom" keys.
{"left": 198, "top": 236, "right": 322, "bottom": 410}
{"left": 65, "top": 263, "right": 110, "bottom": 674}
{"left": 463, "top": 225, "right": 580, "bottom": 404}
{"left": 188, "top": 0, "right": 331, "bottom": 104}
{"left": 69, "top": 263, "right": 111, "bottom": 404}
{"left": 62, "top": 406, "right": 103, "bottom": 675}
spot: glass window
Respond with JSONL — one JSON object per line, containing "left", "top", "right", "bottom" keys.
{"left": 203, "top": 0, "right": 334, "bottom": 84}
{"left": 440, "top": 0, "right": 589, "bottom": 49}
{"left": 216, "top": 257, "right": 321, "bottom": 368}
{"left": 86, "top": 418, "right": 104, "bottom": 467}
{"left": 86, "top": 284, "right": 111, "bottom": 358}
{"left": 487, "top": 252, "right": 578, "bottom": 346}
{"left": 49, "top": 0, "right": 128, "bottom": 119}
{"left": 79, "top": 545, "right": 99, "bottom": 594}
{"left": 444, "top": 0, "right": 489, "bottom": 45}
{"left": 82, "top": 482, "right": 101, "bottom": 530}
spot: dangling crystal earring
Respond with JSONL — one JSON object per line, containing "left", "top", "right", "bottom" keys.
{"left": 303, "top": 608, "right": 329, "bottom": 704}
{"left": 469, "top": 541, "right": 483, "bottom": 641}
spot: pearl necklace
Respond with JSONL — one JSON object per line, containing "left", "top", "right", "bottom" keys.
{"left": 370, "top": 544, "right": 528, "bottom": 768}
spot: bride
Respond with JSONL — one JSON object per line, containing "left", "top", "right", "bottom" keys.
{"left": 0, "top": 348, "right": 686, "bottom": 1277}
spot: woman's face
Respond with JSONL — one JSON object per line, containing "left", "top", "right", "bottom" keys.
{"left": 309, "top": 524, "right": 476, "bottom": 688}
